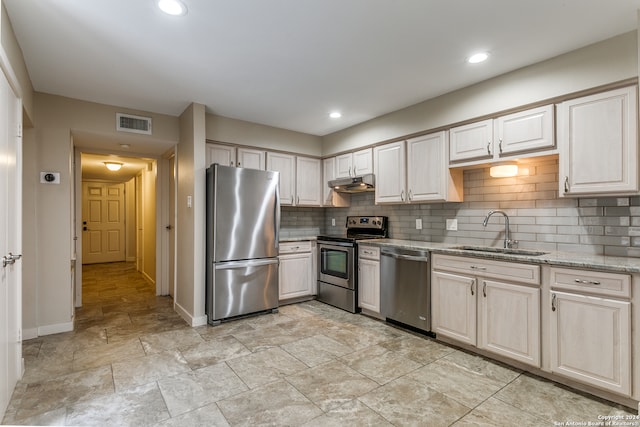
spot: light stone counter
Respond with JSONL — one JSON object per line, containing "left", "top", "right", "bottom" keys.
{"left": 359, "top": 238, "right": 640, "bottom": 274}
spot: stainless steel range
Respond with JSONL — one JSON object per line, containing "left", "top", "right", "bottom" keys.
{"left": 316, "top": 216, "right": 388, "bottom": 313}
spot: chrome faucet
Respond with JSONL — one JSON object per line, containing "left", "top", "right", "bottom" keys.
{"left": 482, "top": 210, "right": 515, "bottom": 249}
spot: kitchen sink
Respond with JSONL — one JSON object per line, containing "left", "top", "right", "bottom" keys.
{"left": 452, "top": 245, "right": 548, "bottom": 256}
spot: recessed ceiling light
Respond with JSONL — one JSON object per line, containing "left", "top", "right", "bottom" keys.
{"left": 468, "top": 52, "right": 489, "bottom": 64}
{"left": 329, "top": 112, "right": 342, "bottom": 119}
{"left": 157, "top": 0, "right": 187, "bottom": 16}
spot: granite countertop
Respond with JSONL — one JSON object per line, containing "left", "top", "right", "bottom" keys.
{"left": 279, "top": 235, "right": 318, "bottom": 242}
{"left": 358, "top": 238, "right": 640, "bottom": 274}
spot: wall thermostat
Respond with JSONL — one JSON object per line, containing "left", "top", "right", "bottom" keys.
{"left": 40, "top": 171, "right": 61, "bottom": 184}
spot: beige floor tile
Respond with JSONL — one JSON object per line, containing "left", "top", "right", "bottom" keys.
{"left": 281, "top": 334, "right": 354, "bottom": 367}
{"left": 231, "top": 324, "right": 304, "bottom": 351}
{"left": 379, "top": 334, "right": 455, "bottom": 364}
{"left": 217, "top": 380, "right": 323, "bottom": 426}
{"left": 14, "top": 365, "right": 115, "bottom": 421}
{"left": 286, "top": 360, "right": 379, "bottom": 412}
{"left": 194, "top": 320, "right": 256, "bottom": 341}
{"left": 180, "top": 335, "right": 251, "bottom": 369}
{"left": 140, "top": 327, "right": 205, "bottom": 354}
{"left": 111, "top": 350, "right": 191, "bottom": 391}
{"left": 157, "top": 362, "right": 248, "bottom": 417}
{"left": 302, "top": 399, "right": 394, "bottom": 427}
{"left": 451, "top": 396, "right": 547, "bottom": 427}
{"left": 72, "top": 338, "right": 145, "bottom": 371}
{"left": 226, "top": 347, "right": 308, "bottom": 389}
{"left": 358, "top": 376, "right": 472, "bottom": 426}
{"left": 341, "top": 344, "right": 423, "bottom": 385}
{"left": 443, "top": 349, "right": 522, "bottom": 384}
{"left": 494, "top": 374, "right": 625, "bottom": 424}
{"left": 154, "top": 402, "right": 231, "bottom": 427}
{"left": 66, "top": 382, "right": 170, "bottom": 426}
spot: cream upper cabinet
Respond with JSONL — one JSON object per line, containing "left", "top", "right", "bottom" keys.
{"left": 336, "top": 148, "right": 373, "bottom": 178}
{"left": 374, "top": 141, "right": 406, "bottom": 204}
{"left": 206, "top": 143, "right": 236, "bottom": 167}
{"left": 375, "top": 133, "right": 462, "bottom": 204}
{"left": 322, "top": 157, "right": 350, "bottom": 207}
{"left": 295, "top": 156, "right": 321, "bottom": 206}
{"left": 559, "top": 86, "right": 638, "bottom": 197}
{"left": 549, "top": 267, "right": 632, "bottom": 396}
{"left": 237, "top": 148, "right": 266, "bottom": 170}
{"left": 266, "top": 152, "right": 296, "bottom": 206}
{"left": 449, "top": 105, "right": 555, "bottom": 165}
{"left": 449, "top": 119, "right": 494, "bottom": 163}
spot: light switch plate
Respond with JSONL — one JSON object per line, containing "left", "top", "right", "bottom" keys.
{"left": 415, "top": 218, "right": 422, "bottom": 230}
{"left": 331, "top": 218, "right": 336, "bottom": 226}
{"left": 446, "top": 218, "right": 458, "bottom": 231}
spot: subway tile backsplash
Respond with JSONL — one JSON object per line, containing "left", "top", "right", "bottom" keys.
{"left": 282, "top": 157, "right": 640, "bottom": 257}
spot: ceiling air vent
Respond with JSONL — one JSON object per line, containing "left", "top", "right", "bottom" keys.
{"left": 116, "top": 113, "right": 152, "bottom": 135}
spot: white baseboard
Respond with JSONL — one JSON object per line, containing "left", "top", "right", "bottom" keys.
{"left": 174, "top": 301, "right": 208, "bottom": 327}
{"left": 23, "top": 328, "right": 38, "bottom": 340}
{"left": 37, "top": 321, "right": 73, "bottom": 336}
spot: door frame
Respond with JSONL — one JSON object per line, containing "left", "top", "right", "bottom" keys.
{"left": 73, "top": 147, "right": 170, "bottom": 305}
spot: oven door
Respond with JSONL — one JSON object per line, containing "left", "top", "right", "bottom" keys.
{"left": 318, "top": 241, "right": 354, "bottom": 289}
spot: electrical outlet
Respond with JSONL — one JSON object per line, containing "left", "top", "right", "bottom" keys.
{"left": 446, "top": 218, "right": 458, "bottom": 231}
{"left": 331, "top": 218, "right": 336, "bottom": 226}
{"left": 415, "top": 218, "right": 422, "bottom": 230}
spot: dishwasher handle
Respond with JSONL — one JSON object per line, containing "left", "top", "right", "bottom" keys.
{"left": 381, "top": 250, "right": 428, "bottom": 262}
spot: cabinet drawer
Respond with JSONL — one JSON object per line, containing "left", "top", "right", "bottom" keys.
{"left": 550, "top": 267, "right": 630, "bottom": 298}
{"left": 279, "top": 241, "right": 312, "bottom": 254}
{"left": 359, "top": 245, "right": 380, "bottom": 260}
{"left": 432, "top": 254, "right": 540, "bottom": 285}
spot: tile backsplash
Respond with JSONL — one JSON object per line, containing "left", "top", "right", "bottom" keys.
{"left": 283, "top": 157, "right": 640, "bottom": 257}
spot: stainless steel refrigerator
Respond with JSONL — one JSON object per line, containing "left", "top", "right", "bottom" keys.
{"left": 206, "top": 164, "right": 280, "bottom": 324}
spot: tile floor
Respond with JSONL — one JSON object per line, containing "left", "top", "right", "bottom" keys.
{"left": 2, "top": 262, "right": 637, "bottom": 426}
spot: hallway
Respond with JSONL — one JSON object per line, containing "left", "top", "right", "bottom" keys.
{"left": 2, "top": 262, "right": 636, "bottom": 426}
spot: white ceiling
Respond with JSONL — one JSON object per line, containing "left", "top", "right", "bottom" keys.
{"left": 5, "top": 0, "right": 640, "bottom": 137}
{"left": 81, "top": 153, "right": 154, "bottom": 182}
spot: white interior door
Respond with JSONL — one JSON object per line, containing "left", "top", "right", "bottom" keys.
{"left": 82, "top": 181, "right": 126, "bottom": 264}
{"left": 0, "top": 66, "right": 22, "bottom": 420}
{"left": 168, "top": 156, "right": 175, "bottom": 298}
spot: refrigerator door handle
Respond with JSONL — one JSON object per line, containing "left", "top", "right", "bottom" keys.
{"left": 214, "top": 258, "right": 279, "bottom": 270}
{"left": 274, "top": 187, "right": 280, "bottom": 250}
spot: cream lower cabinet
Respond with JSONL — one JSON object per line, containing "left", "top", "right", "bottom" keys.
{"left": 431, "top": 254, "right": 541, "bottom": 367}
{"left": 549, "top": 267, "right": 631, "bottom": 395}
{"left": 358, "top": 246, "right": 380, "bottom": 315}
{"left": 279, "top": 241, "right": 315, "bottom": 301}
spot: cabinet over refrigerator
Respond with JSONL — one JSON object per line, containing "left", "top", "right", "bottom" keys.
{"left": 206, "top": 164, "right": 280, "bottom": 324}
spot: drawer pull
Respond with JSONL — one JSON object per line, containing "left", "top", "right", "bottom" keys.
{"left": 470, "top": 280, "right": 475, "bottom": 296}
{"left": 482, "top": 282, "right": 487, "bottom": 297}
{"left": 574, "top": 279, "right": 601, "bottom": 285}
{"left": 470, "top": 265, "right": 486, "bottom": 271}
{"left": 551, "top": 293, "right": 557, "bottom": 312}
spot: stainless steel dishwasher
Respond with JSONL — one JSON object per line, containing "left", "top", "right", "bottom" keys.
{"left": 380, "top": 247, "right": 431, "bottom": 333}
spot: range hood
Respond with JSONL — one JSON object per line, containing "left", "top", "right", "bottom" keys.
{"left": 328, "top": 174, "right": 375, "bottom": 193}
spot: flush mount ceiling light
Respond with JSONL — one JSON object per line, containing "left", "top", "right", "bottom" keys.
{"left": 489, "top": 162, "right": 518, "bottom": 178}
{"left": 467, "top": 52, "right": 489, "bottom": 64}
{"left": 104, "top": 162, "right": 123, "bottom": 171}
{"left": 157, "top": 0, "right": 188, "bottom": 16}
{"left": 329, "top": 111, "right": 342, "bottom": 119}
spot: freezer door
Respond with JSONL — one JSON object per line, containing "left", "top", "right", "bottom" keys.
{"left": 207, "top": 164, "right": 280, "bottom": 262}
{"left": 207, "top": 258, "right": 279, "bottom": 322}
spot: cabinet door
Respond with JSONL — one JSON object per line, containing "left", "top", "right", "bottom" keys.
{"left": 322, "top": 157, "right": 336, "bottom": 206}
{"left": 407, "top": 132, "right": 450, "bottom": 202}
{"left": 374, "top": 141, "right": 406, "bottom": 204}
{"left": 478, "top": 280, "right": 540, "bottom": 367}
{"left": 559, "top": 86, "right": 638, "bottom": 196}
{"left": 266, "top": 152, "right": 295, "bottom": 206}
{"left": 550, "top": 291, "right": 631, "bottom": 395}
{"left": 279, "top": 252, "right": 313, "bottom": 300}
{"left": 335, "top": 153, "right": 353, "bottom": 178}
{"left": 295, "top": 156, "right": 321, "bottom": 206}
{"left": 358, "top": 258, "right": 380, "bottom": 313}
{"left": 449, "top": 119, "right": 494, "bottom": 162}
{"left": 352, "top": 148, "right": 373, "bottom": 175}
{"left": 495, "top": 105, "right": 554, "bottom": 156}
{"left": 237, "top": 148, "right": 266, "bottom": 170}
{"left": 431, "top": 271, "right": 477, "bottom": 346}
{"left": 206, "top": 143, "right": 236, "bottom": 167}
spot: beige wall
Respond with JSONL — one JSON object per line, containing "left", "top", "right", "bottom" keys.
{"left": 323, "top": 31, "right": 638, "bottom": 155}
{"left": 206, "top": 114, "right": 322, "bottom": 157}
{"left": 176, "top": 103, "right": 207, "bottom": 325}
